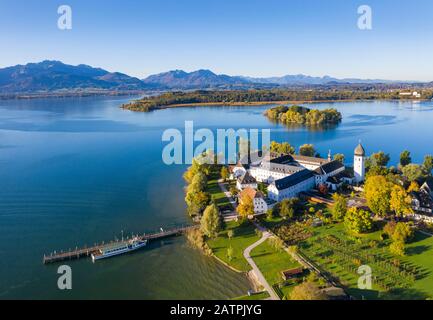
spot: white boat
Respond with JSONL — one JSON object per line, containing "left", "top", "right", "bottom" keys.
{"left": 91, "top": 237, "right": 147, "bottom": 262}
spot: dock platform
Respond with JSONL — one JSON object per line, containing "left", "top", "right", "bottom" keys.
{"left": 43, "top": 225, "right": 197, "bottom": 264}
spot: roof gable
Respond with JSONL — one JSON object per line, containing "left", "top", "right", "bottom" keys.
{"left": 238, "top": 171, "right": 257, "bottom": 184}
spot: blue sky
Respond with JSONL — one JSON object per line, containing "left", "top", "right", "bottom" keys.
{"left": 1, "top": 0, "right": 433, "bottom": 80}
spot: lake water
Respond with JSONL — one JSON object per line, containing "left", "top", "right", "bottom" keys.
{"left": 0, "top": 97, "right": 432, "bottom": 299}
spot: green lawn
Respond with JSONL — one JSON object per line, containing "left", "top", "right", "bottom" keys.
{"left": 259, "top": 216, "right": 285, "bottom": 230}
{"left": 207, "top": 220, "right": 260, "bottom": 272}
{"left": 403, "top": 231, "right": 433, "bottom": 299}
{"left": 232, "top": 291, "right": 270, "bottom": 300}
{"left": 250, "top": 239, "right": 301, "bottom": 286}
{"left": 299, "top": 222, "right": 433, "bottom": 300}
{"left": 207, "top": 179, "right": 231, "bottom": 210}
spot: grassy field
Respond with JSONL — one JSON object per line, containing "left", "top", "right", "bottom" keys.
{"left": 250, "top": 239, "right": 302, "bottom": 299}
{"left": 206, "top": 178, "right": 232, "bottom": 210}
{"left": 207, "top": 220, "right": 260, "bottom": 272}
{"left": 299, "top": 222, "right": 433, "bottom": 300}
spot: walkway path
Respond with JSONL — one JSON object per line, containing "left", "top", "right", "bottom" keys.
{"left": 243, "top": 231, "right": 280, "bottom": 300}
{"left": 218, "top": 180, "right": 237, "bottom": 210}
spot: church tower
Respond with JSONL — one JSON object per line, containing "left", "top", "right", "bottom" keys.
{"left": 354, "top": 142, "right": 366, "bottom": 183}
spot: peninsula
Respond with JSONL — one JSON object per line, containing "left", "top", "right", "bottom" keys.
{"left": 122, "top": 89, "right": 433, "bottom": 112}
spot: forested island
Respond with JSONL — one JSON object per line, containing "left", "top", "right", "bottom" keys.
{"left": 264, "top": 105, "right": 342, "bottom": 126}
{"left": 122, "top": 89, "right": 433, "bottom": 112}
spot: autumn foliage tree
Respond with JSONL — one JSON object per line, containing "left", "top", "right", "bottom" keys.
{"left": 200, "top": 204, "right": 221, "bottom": 238}
{"left": 364, "top": 175, "right": 391, "bottom": 217}
{"left": 332, "top": 193, "right": 347, "bottom": 221}
{"left": 390, "top": 184, "right": 413, "bottom": 217}
{"left": 237, "top": 194, "right": 255, "bottom": 218}
{"left": 344, "top": 207, "right": 373, "bottom": 234}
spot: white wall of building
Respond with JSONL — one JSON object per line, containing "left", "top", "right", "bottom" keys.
{"left": 268, "top": 176, "right": 316, "bottom": 202}
{"left": 354, "top": 155, "right": 365, "bottom": 183}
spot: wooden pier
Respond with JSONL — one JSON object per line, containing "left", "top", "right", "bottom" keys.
{"left": 43, "top": 225, "right": 198, "bottom": 264}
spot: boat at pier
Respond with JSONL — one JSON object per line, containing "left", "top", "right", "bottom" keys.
{"left": 91, "top": 237, "right": 147, "bottom": 262}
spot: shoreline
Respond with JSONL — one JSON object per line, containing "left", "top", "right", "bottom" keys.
{"left": 123, "top": 98, "right": 430, "bottom": 112}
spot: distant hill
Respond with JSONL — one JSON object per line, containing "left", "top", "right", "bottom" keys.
{"left": 241, "top": 74, "right": 395, "bottom": 85}
{"left": 0, "top": 60, "right": 148, "bottom": 94}
{"left": 142, "top": 69, "right": 249, "bottom": 89}
{"left": 0, "top": 61, "right": 423, "bottom": 95}
{"left": 143, "top": 70, "right": 399, "bottom": 89}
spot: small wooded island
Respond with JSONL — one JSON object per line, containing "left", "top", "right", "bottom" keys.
{"left": 264, "top": 105, "right": 342, "bottom": 126}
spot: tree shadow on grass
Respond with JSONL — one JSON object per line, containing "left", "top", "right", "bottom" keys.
{"left": 379, "top": 288, "right": 430, "bottom": 300}
{"left": 251, "top": 252, "right": 272, "bottom": 259}
{"left": 406, "top": 245, "right": 431, "bottom": 256}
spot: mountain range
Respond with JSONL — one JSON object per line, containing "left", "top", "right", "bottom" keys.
{"left": 0, "top": 60, "right": 421, "bottom": 94}
{"left": 0, "top": 60, "right": 147, "bottom": 93}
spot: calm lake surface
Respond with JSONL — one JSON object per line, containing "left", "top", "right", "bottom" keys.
{"left": 0, "top": 97, "right": 432, "bottom": 299}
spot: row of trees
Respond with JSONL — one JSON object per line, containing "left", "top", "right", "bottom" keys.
{"left": 183, "top": 159, "right": 211, "bottom": 217}
{"left": 270, "top": 141, "right": 319, "bottom": 157}
{"left": 123, "top": 89, "right": 433, "bottom": 112}
{"left": 366, "top": 150, "right": 433, "bottom": 181}
{"left": 265, "top": 105, "right": 342, "bottom": 126}
{"left": 183, "top": 157, "right": 222, "bottom": 238}
{"left": 270, "top": 140, "right": 345, "bottom": 161}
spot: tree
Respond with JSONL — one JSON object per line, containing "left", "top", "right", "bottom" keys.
{"left": 390, "top": 240, "right": 405, "bottom": 256}
{"left": 399, "top": 150, "right": 412, "bottom": 167}
{"left": 423, "top": 155, "right": 433, "bottom": 176}
{"left": 383, "top": 220, "right": 397, "bottom": 238}
{"left": 266, "top": 208, "right": 274, "bottom": 219}
{"left": 333, "top": 153, "right": 345, "bottom": 164}
{"left": 270, "top": 141, "right": 295, "bottom": 155}
{"left": 402, "top": 164, "right": 424, "bottom": 182}
{"left": 390, "top": 185, "right": 413, "bottom": 217}
{"left": 392, "top": 222, "right": 414, "bottom": 243}
{"left": 229, "top": 186, "right": 238, "bottom": 197}
{"left": 280, "top": 199, "right": 295, "bottom": 219}
{"left": 227, "top": 230, "right": 234, "bottom": 240}
{"left": 344, "top": 207, "right": 373, "bottom": 234}
{"left": 269, "top": 237, "right": 285, "bottom": 252}
{"left": 189, "top": 172, "right": 207, "bottom": 193}
{"left": 183, "top": 158, "right": 205, "bottom": 183}
{"left": 407, "top": 181, "right": 420, "bottom": 193}
{"left": 227, "top": 246, "right": 234, "bottom": 261}
{"left": 289, "top": 281, "right": 328, "bottom": 300}
{"left": 279, "top": 198, "right": 300, "bottom": 219}
{"left": 332, "top": 193, "right": 347, "bottom": 221}
{"left": 237, "top": 194, "right": 255, "bottom": 218}
{"left": 370, "top": 151, "right": 390, "bottom": 168}
{"left": 220, "top": 166, "right": 229, "bottom": 181}
{"left": 387, "top": 222, "right": 413, "bottom": 257}
{"left": 299, "top": 144, "right": 316, "bottom": 157}
{"left": 364, "top": 175, "right": 391, "bottom": 217}
{"left": 200, "top": 204, "right": 221, "bottom": 238}
{"left": 185, "top": 191, "right": 210, "bottom": 216}
{"left": 258, "top": 182, "right": 268, "bottom": 196}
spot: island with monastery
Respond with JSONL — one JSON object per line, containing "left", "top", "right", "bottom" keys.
{"left": 183, "top": 140, "right": 433, "bottom": 300}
